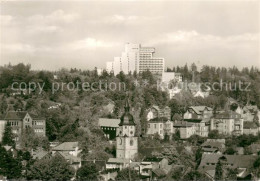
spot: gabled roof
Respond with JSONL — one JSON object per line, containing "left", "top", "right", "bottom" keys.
{"left": 214, "top": 110, "right": 241, "bottom": 119}
{"left": 107, "top": 158, "right": 130, "bottom": 164}
{"left": 98, "top": 118, "right": 120, "bottom": 128}
{"left": 33, "top": 150, "right": 49, "bottom": 160}
{"left": 188, "top": 106, "right": 212, "bottom": 115}
{"left": 4, "top": 111, "right": 28, "bottom": 120}
{"left": 243, "top": 105, "right": 258, "bottom": 113}
{"left": 199, "top": 153, "right": 257, "bottom": 169}
{"left": 57, "top": 151, "right": 81, "bottom": 163}
{"left": 53, "top": 142, "right": 78, "bottom": 151}
{"left": 152, "top": 168, "right": 166, "bottom": 177}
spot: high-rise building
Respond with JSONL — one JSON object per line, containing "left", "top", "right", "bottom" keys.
{"left": 106, "top": 43, "right": 165, "bottom": 75}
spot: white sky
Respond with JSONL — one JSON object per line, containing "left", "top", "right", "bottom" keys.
{"left": 0, "top": 0, "right": 259, "bottom": 70}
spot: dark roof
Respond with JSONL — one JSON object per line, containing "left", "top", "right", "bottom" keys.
{"left": 188, "top": 106, "right": 213, "bottom": 115}
{"left": 173, "top": 121, "right": 193, "bottom": 127}
{"left": 4, "top": 111, "right": 27, "bottom": 120}
{"left": 244, "top": 121, "right": 258, "bottom": 129}
{"left": 149, "top": 117, "right": 169, "bottom": 123}
{"left": 143, "top": 157, "right": 164, "bottom": 162}
{"left": 184, "top": 119, "right": 203, "bottom": 123}
{"left": 214, "top": 110, "right": 241, "bottom": 119}
{"left": 152, "top": 168, "right": 166, "bottom": 177}
{"left": 119, "top": 98, "right": 135, "bottom": 126}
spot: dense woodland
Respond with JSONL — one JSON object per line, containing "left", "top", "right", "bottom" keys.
{"left": 0, "top": 63, "right": 260, "bottom": 180}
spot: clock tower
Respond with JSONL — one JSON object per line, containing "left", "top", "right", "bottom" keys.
{"left": 116, "top": 98, "right": 138, "bottom": 159}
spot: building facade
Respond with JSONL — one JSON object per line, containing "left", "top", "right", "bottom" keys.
{"left": 146, "top": 105, "right": 171, "bottom": 121}
{"left": 210, "top": 111, "right": 244, "bottom": 135}
{"left": 106, "top": 43, "right": 165, "bottom": 75}
{"left": 147, "top": 117, "right": 173, "bottom": 139}
{"left": 0, "top": 111, "right": 46, "bottom": 142}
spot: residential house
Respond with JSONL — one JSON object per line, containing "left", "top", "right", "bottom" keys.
{"left": 242, "top": 105, "right": 260, "bottom": 123}
{"left": 210, "top": 110, "right": 244, "bottom": 135}
{"left": 201, "top": 139, "right": 225, "bottom": 154}
{"left": 146, "top": 105, "right": 171, "bottom": 121}
{"left": 52, "top": 141, "right": 81, "bottom": 157}
{"left": 167, "top": 86, "right": 182, "bottom": 99}
{"left": 198, "top": 153, "right": 257, "bottom": 180}
{"left": 98, "top": 118, "right": 120, "bottom": 140}
{"left": 173, "top": 121, "right": 196, "bottom": 139}
{"left": 52, "top": 142, "right": 82, "bottom": 170}
{"left": 146, "top": 117, "right": 173, "bottom": 139}
{"left": 0, "top": 111, "right": 46, "bottom": 142}
{"left": 247, "top": 143, "right": 260, "bottom": 155}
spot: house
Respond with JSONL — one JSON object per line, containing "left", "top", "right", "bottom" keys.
{"left": 52, "top": 141, "right": 81, "bottom": 157}
{"left": 183, "top": 106, "right": 213, "bottom": 120}
{"left": 210, "top": 110, "right": 244, "bottom": 136}
{"left": 141, "top": 157, "right": 171, "bottom": 179}
{"left": 173, "top": 121, "right": 196, "bottom": 139}
{"left": 198, "top": 153, "right": 257, "bottom": 180}
{"left": 98, "top": 118, "right": 120, "bottom": 140}
{"left": 32, "top": 150, "right": 51, "bottom": 160}
{"left": 0, "top": 111, "right": 46, "bottom": 142}
{"left": 106, "top": 158, "right": 131, "bottom": 170}
{"left": 242, "top": 105, "right": 260, "bottom": 123}
{"left": 55, "top": 151, "right": 81, "bottom": 170}
{"left": 243, "top": 121, "right": 259, "bottom": 136}
{"left": 82, "top": 159, "right": 106, "bottom": 171}
{"left": 146, "top": 105, "right": 171, "bottom": 121}
{"left": 167, "top": 86, "right": 182, "bottom": 99}
{"left": 161, "top": 72, "right": 182, "bottom": 84}
{"left": 146, "top": 117, "right": 173, "bottom": 139}
{"left": 52, "top": 142, "right": 82, "bottom": 170}
{"left": 201, "top": 139, "right": 225, "bottom": 154}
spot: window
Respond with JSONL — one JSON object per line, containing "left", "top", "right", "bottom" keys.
{"left": 154, "top": 124, "right": 156, "bottom": 128}
{"left": 160, "top": 124, "right": 162, "bottom": 128}
{"left": 130, "top": 139, "right": 134, "bottom": 146}
{"left": 148, "top": 124, "right": 150, "bottom": 128}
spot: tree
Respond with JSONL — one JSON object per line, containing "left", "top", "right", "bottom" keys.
{"left": 215, "top": 160, "right": 223, "bottom": 180}
{"left": 2, "top": 122, "right": 15, "bottom": 146}
{"left": 27, "top": 155, "right": 75, "bottom": 180}
{"left": 0, "top": 144, "right": 22, "bottom": 179}
{"left": 208, "top": 130, "right": 222, "bottom": 139}
{"left": 76, "top": 163, "right": 99, "bottom": 180}
{"left": 183, "top": 170, "right": 209, "bottom": 181}
{"left": 225, "top": 147, "right": 236, "bottom": 155}
{"left": 115, "top": 168, "right": 139, "bottom": 181}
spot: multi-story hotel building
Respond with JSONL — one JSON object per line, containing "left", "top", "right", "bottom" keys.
{"left": 106, "top": 43, "right": 165, "bottom": 75}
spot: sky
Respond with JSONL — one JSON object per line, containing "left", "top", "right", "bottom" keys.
{"left": 0, "top": 0, "right": 259, "bottom": 70}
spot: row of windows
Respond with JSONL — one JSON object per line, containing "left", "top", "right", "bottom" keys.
{"left": 10, "top": 121, "right": 19, "bottom": 126}
{"left": 35, "top": 128, "right": 44, "bottom": 133}
{"left": 32, "top": 121, "right": 44, "bottom": 126}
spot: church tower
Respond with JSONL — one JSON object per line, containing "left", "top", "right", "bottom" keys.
{"left": 116, "top": 98, "right": 138, "bottom": 159}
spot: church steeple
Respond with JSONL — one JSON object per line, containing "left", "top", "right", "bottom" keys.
{"left": 119, "top": 97, "right": 135, "bottom": 126}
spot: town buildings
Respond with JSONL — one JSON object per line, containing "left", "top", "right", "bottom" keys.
{"left": 173, "top": 121, "right": 196, "bottom": 139}
{"left": 210, "top": 110, "right": 244, "bottom": 135}
{"left": 146, "top": 105, "right": 171, "bottom": 121}
{"left": 106, "top": 98, "right": 138, "bottom": 170}
{"left": 146, "top": 117, "right": 173, "bottom": 139}
{"left": 106, "top": 43, "right": 165, "bottom": 75}
{"left": 0, "top": 111, "right": 46, "bottom": 142}
{"left": 183, "top": 106, "right": 213, "bottom": 137}
{"left": 98, "top": 118, "right": 120, "bottom": 140}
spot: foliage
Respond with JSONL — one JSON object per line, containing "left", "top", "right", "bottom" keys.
{"left": 0, "top": 144, "right": 22, "bottom": 179}
{"left": 1, "top": 122, "right": 15, "bottom": 146}
{"left": 115, "top": 168, "right": 139, "bottom": 181}
{"left": 76, "top": 163, "right": 99, "bottom": 180}
{"left": 215, "top": 160, "right": 223, "bottom": 180}
{"left": 27, "top": 155, "right": 75, "bottom": 180}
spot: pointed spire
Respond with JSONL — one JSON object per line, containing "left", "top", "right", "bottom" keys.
{"left": 124, "top": 97, "right": 130, "bottom": 112}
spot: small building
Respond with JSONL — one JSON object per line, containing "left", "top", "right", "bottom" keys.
{"left": 98, "top": 118, "right": 120, "bottom": 140}
{"left": 52, "top": 141, "right": 81, "bottom": 157}
{"left": 201, "top": 139, "right": 225, "bottom": 154}
{"left": 210, "top": 110, "right": 244, "bottom": 136}
{"left": 173, "top": 121, "right": 196, "bottom": 139}
{"left": 147, "top": 117, "right": 173, "bottom": 139}
{"left": 146, "top": 105, "right": 171, "bottom": 121}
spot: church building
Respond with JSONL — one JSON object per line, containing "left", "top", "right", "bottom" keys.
{"left": 106, "top": 98, "right": 138, "bottom": 170}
